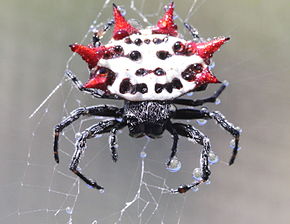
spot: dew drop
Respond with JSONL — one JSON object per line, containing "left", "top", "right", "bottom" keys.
{"left": 208, "top": 151, "right": 219, "bottom": 165}
{"left": 65, "top": 206, "right": 73, "bottom": 215}
{"left": 92, "top": 220, "right": 98, "bottom": 224}
{"left": 140, "top": 151, "right": 147, "bottom": 158}
{"left": 191, "top": 186, "right": 199, "bottom": 192}
{"left": 75, "top": 132, "right": 81, "bottom": 139}
{"left": 205, "top": 180, "right": 211, "bottom": 185}
{"left": 99, "top": 189, "right": 105, "bottom": 194}
{"left": 229, "top": 139, "right": 242, "bottom": 151}
{"left": 166, "top": 157, "right": 181, "bottom": 172}
{"left": 196, "top": 119, "right": 207, "bottom": 126}
{"left": 223, "top": 80, "right": 229, "bottom": 86}
{"left": 215, "top": 98, "right": 221, "bottom": 105}
{"left": 192, "top": 168, "right": 202, "bottom": 181}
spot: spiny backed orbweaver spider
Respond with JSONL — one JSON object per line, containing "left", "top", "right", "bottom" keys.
{"left": 53, "top": 2, "right": 241, "bottom": 194}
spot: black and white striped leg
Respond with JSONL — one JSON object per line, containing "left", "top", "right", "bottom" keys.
{"left": 172, "top": 123, "right": 211, "bottom": 193}
{"left": 70, "top": 120, "right": 123, "bottom": 190}
{"left": 209, "top": 111, "right": 241, "bottom": 165}
{"left": 166, "top": 122, "right": 179, "bottom": 166}
{"left": 108, "top": 122, "right": 126, "bottom": 162}
{"left": 53, "top": 105, "right": 121, "bottom": 163}
{"left": 172, "top": 81, "right": 227, "bottom": 107}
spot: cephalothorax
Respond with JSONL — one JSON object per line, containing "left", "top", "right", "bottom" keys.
{"left": 53, "top": 3, "right": 241, "bottom": 193}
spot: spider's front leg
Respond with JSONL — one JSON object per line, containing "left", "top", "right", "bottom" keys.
{"left": 53, "top": 105, "right": 122, "bottom": 163}
{"left": 172, "top": 123, "right": 211, "bottom": 193}
{"left": 70, "top": 119, "right": 125, "bottom": 190}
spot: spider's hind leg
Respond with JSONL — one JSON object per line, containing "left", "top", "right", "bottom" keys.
{"left": 70, "top": 119, "right": 125, "bottom": 190}
{"left": 172, "top": 123, "right": 211, "bottom": 193}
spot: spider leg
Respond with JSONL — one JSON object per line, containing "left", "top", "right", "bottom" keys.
{"left": 173, "top": 108, "right": 241, "bottom": 165}
{"left": 65, "top": 70, "right": 121, "bottom": 100}
{"left": 53, "top": 105, "right": 122, "bottom": 163}
{"left": 93, "top": 19, "right": 114, "bottom": 47}
{"left": 70, "top": 119, "right": 124, "bottom": 190}
{"left": 172, "top": 81, "right": 228, "bottom": 107}
{"left": 165, "top": 122, "right": 179, "bottom": 166}
{"left": 172, "top": 123, "right": 211, "bottom": 193}
{"left": 184, "top": 22, "right": 200, "bottom": 41}
{"left": 209, "top": 111, "right": 241, "bottom": 165}
{"left": 108, "top": 122, "right": 126, "bottom": 162}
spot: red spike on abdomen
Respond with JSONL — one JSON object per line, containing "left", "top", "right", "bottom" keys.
{"left": 69, "top": 44, "right": 106, "bottom": 69}
{"left": 152, "top": 2, "right": 178, "bottom": 37}
{"left": 112, "top": 4, "right": 139, "bottom": 40}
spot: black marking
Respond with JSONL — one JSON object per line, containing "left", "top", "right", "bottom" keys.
{"left": 114, "top": 45, "right": 123, "bottom": 54}
{"left": 124, "top": 37, "right": 133, "bottom": 44}
{"left": 154, "top": 68, "right": 166, "bottom": 76}
{"left": 155, "top": 84, "right": 164, "bottom": 93}
{"left": 156, "top": 50, "right": 170, "bottom": 60}
{"left": 129, "top": 51, "right": 142, "bottom": 61}
{"left": 165, "top": 83, "right": 173, "bottom": 93}
{"left": 119, "top": 78, "right": 133, "bottom": 94}
{"left": 172, "top": 78, "right": 183, "bottom": 89}
{"left": 181, "top": 63, "right": 203, "bottom": 82}
{"left": 144, "top": 39, "right": 151, "bottom": 44}
{"left": 173, "top": 41, "right": 185, "bottom": 53}
{"left": 135, "top": 68, "right": 147, "bottom": 76}
{"left": 136, "top": 83, "right": 148, "bottom": 94}
{"left": 153, "top": 38, "right": 162, "bottom": 44}
{"left": 134, "top": 38, "right": 142, "bottom": 46}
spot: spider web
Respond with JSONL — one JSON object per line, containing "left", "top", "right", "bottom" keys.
{"left": 2, "top": 0, "right": 231, "bottom": 223}
{"left": 3, "top": 0, "right": 290, "bottom": 223}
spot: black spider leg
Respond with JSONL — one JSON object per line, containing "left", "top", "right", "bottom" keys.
{"left": 172, "top": 81, "right": 227, "bottom": 107}
{"left": 70, "top": 119, "right": 125, "bottom": 190}
{"left": 171, "top": 123, "right": 211, "bottom": 194}
{"left": 53, "top": 105, "right": 122, "bottom": 163}
{"left": 108, "top": 121, "right": 127, "bottom": 162}
{"left": 165, "top": 121, "right": 179, "bottom": 166}
{"left": 184, "top": 22, "right": 200, "bottom": 41}
{"left": 173, "top": 108, "right": 241, "bottom": 165}
{"left": 209, "top": 111, "right": 240, "bottom": 165}
{"left": 93, "top": 18, "right": 115, "bottom": 47}
{"left": 65, "top": 69, "right": 121, "bottom": 100}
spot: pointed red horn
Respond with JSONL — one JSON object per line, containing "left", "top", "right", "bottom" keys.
{"left": 153, "top": 2, "right": 178, "bottom": 36}
{"left": 69, "top": 44, "right": 106, "bottom": 69}
{"left": 196, "top": 37, "right": 230, "bottom": 58}
{"left": 112, "top": 4, "right": 139, "bottom": 40}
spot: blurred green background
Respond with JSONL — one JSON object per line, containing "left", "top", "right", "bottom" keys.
{"left": 1, "top": 0, "right": 290, "bottom": 223}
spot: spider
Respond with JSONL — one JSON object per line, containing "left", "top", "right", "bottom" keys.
{"left": 53, "top": 2, "right": 241, "bottom": 194}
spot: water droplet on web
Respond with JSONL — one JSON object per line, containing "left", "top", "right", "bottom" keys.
{"left": 94, "top": 134, "right": 103, "bottom": 138}
{"left": 191, "top": 186, "right": 199, "bottom": 192}
{"left": 236, "top": 126, "right": 242, "bottom": 133}
{"left": 215, "top": 98, "right": 221, "bottom": 105}
{"left": 229, "top": 139, "right": 241, "bottom": 151}
{"left": 166, "top": 157, "right": 181, "bottom": 172}
{"left": 140, "top": 151, "right": 147, "bottom": 158}
{"left": 92, "top": 220, "right": 98, "bottom": 224}
{"left": 65, "top": 206, "right": 73, "bottom": 215}
{"left": 208, "top": 151, "right": 219, "bottom": 165}
{"left": 196, "top": 119, "right": 207, "bottom": 126}
{"left": 75, "top": 132, "right": 81, "bottom": 139}
{"left": 205, "top": 180, "right": 211, "bottom": 185}
{"left": 192, "top": 168, "right": 202, "bottom": 181}
{"left": 99, "top": 189, "right": 105, "bottom": 194}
